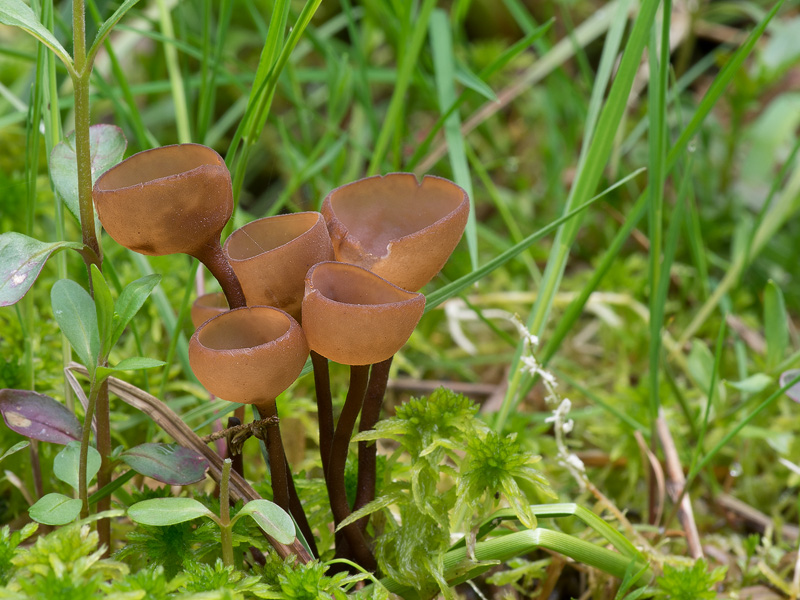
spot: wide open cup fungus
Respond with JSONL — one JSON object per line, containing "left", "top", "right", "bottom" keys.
{"left": 191, "top": 292, "right": 229, "bottom": 329}
{"left": 302, "top": 261, "right": 425, "bottom": 366}
{"left": 224, "top": 212, "right": 334, "bottom": 322}
{"left": 189, "top": 306, "right": 309, "bottom": 405}
{"left": 93, "top": 144, "right": 232, "bottom": 258}
{"left": 321, "top": 173, "right": 469, "bottom": 291}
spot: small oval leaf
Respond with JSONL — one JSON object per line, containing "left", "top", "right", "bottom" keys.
{"left": 237, "top": 499, "right": 296, "bottom": 544}
{"left": 128, "top": 497, "right": 212, "bottom": 526}
{"left": 0, "top": 233, "right": 83, "bottom": 307}
{"left": 50, "top": 124, "right": 126, "bottom": 232}
{"left": 120, "top": 443, "right": 209, "bottom": 485}
{"left": 51, "top": 279, "right": 100, "bottom": 368}
{"left": 54, "top": 441, "right": 101, "bottom": 490}
{"left": 29, "top": 493, "right": 82, "bottom": 525}
{"left": 727, "top": 373, "right": 773, "bottom": 394}
{"left": 0, "top": 389, "right": 82, "bottom": 444}
{"left": 780, "top": 369, "right": 800, "bottom": 403}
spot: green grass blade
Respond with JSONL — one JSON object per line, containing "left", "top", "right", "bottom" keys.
{"left": 646, "top": 1, "right": 671, "bottom": 421}
{"left": 526, "top": 0, "right": 658, "bottom": 340}
{"left": 429, "top": 8, "right": 477, "bottom": 271}
{"left": 425, "top": 169, "right": 643, "bottom": 313}
{"left": 156, "top": 0, "right": 190, "bottom": 143}
{"left": 406, "top": 19, "right": 552, "bottom": 172}
{"left": 367, "top": 0, "right": 437, "bottom": 175}
{"left": 688, "top": 317, "right": 727, "bottom": 478}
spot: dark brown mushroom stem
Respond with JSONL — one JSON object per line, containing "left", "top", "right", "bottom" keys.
{"left": 327, "top": 365, "right": 376, "bottom": 570}
{"left": 255, "top": 401, "right": 290, "bottom": 512}
{"left": 284, "top": 455, "right": 319, "bottom": 558}
{"left": 354, "top": 357, "right": 392, "bottom": 531}
{"left": 311, "top": 351, "right": 334, "bottom": 476}
{"left": 193, "top": 241, "right": 246, "bottom": 309}
{"left": 256, "top": 402, "right": 318, "bottom": 558}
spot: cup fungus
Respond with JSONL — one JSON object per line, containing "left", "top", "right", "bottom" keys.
{"left": 93, "top": 144, "right": 246, "bottom": 308}
{"left": 301, "top": 262, "right": 424, "bottom": 570}
{"left": 189, "top": 306, "right": 308, "bottom": 515}
{"left": 301, "top": 261, "right": 425, "bottom": 366}
{"left": 190, "top": 292, "right": 229, "bottom": 329}
{"left": 321, "top": 173, "right": 469, "bottom": 291}
{"left": 224, "top": 212, "right": 334, "bottom": 322}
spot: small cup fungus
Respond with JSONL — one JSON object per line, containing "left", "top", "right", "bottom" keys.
{"left": 224, "top": 212, "right": 334, "bottom": 322}
{"left": 93, "top": 144, "right": 246, "bottom": 308}
{"left": 301, "top": 261, "right": 425, "bottom": 366}
{"left": 190, "top": 292, "right": 229, "bottom": 329}
{"left": 321, "top": 173, "right": 469, "bottom": 291}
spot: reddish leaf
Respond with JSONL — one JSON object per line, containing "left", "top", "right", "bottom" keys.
{"left": 121, "top": 443, "right": 209, "bottom": 485}
{"left": 0, "top": 389, "right": 81, "bottom": 444}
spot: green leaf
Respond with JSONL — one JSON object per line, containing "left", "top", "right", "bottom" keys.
{"left": 51, "top": 279, "right": 100, "bottom": 369}
{"left": 111, "top": 274, "right": 161, "bottom": 347}
{"left": 95, "top": 357, "right": 165, "bottom": 382}
{"left": 0, "top": 0, "right": 73, "bottom": 72}
{"left": 128, "top": 497, "right": 214, "bottom": 526}
{"left": 54, "top": 441, "right": 101, "bottom": 491}
{"left": 687, "top": 340, "right": 714, "bottom": 393}
{"left": 454, "top": 62, "right": 496, "bottom": 101}
{"left": 87, "top": 0, "right": 144, "bottom": 65}
{"left": 235, "top": 499, "right": 296, "bottom": 544}
{"left": 0, "top": 441, "right": 29, "bottom": 462}
{"left": 90, "top": 265, "right": 114, "bottom": 357}
{"left": 0, "top": 233, "right": 83, "bottom": 307}
{"left": 764, "top": 280, "right": 788, "bottom": 369}
{"left": 28, "top": 493, "right": 82, "bottom": 525}
{"left": 727, "top": 373, "right": 773, "bottom": 394}
{"left": 49, "top": 124, "right": 127, "bottom": 233}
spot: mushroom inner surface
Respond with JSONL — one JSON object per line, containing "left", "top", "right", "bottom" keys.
{"left": 198, "top": 308, "right": 290, "bottom": 350}
{"left": 330, "top": 176, "right": 464, "bottom": 256}
{"left": 226, "top": 213, "right": 320, "bottom": 260}
{"left": 311, "top": 264, "right": 415, "bottom": 305}
{"left": 96, "top": 145, "right": 223, "bottom": 190}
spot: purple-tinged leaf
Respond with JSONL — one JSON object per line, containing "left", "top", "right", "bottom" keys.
{"left": 780, "top": 369, "right": 800, "bottom": 403}
{"left": 0, "top": 389, "right": 81, "bottom": 444}
{"left": 0, "top": 233, "right": 83, "bottom": 307}
{"left": 120, "top": 443, "right": 209, "bottom": 485}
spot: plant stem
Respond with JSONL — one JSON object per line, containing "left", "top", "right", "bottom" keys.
{"left": 354, "top": 357, "right": 392, "bottom": 530}
{"left": 225, "top": 416, "right": 244, "bottom": 478}
{"left": 219, "top": 459, "right": 234, "bottom": 567}
{"left": 71, "top": 0, "right": 101, "bottom": 265}
{"left": 327, "top": 364, "right": 376, "bottom": 570}
{"left": 311, "top": 351, "right": 334, "bottom": 476}
{"left": 193, "top": 241, "right": 246, "bottom": 309}
{"left": 256, "top": 401, "right": 289, "bottom": 511}
{"left": 79, "top": 377, "right": 101, "bottom": 518}
{"left": 95, "top": 377, "right": 111, "bottom": 552}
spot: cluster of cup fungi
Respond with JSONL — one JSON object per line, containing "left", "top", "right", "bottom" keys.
{"left": 93, "top": 143, "right": 469, "bottom": 570}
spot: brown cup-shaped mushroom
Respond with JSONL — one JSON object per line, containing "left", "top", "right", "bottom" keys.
{"left": 321, "top": 173, "right": 469, "bottom": 291}
{"left": 188, "top": 306, "right": 308, "bottom": 406}
{"left": 302, "top": 262, "right": 425, "bottom": 366}
{"left": 224, "top": 212, "right": 334, "bottom": 322}
{"left": 94, "top": 144, "right": 232, "bottom": 257}
{"left": 94, "top": 144, "right": 246, "bottom": 308}
{"left": 190, "top": 292, "right": 229, "bottom": 329}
